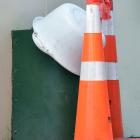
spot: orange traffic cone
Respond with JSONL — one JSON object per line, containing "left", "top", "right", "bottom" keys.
{"left": 102, "top": 1, "right": 124, "bottom": 138}
{"left": 74, "top": 1, "right": 113, "bottom": 140}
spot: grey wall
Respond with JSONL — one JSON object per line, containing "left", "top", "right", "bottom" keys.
{"left": 114, "top": 0, "right": 140, "bottom": 137}
{"left": 0, "top": 0, "right": 45, "bottom": 139}
{"left": 45, "top": 0, "right": 85, "bottom": 14}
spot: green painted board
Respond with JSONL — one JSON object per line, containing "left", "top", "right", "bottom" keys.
{"left": 12, "top": 30, "right": 79, "bottom": 140}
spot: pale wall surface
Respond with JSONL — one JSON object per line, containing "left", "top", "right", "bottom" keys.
{"left": 45, "top": 0, "right": 85, "bottom": 14}
{"left": 114, "top": 0, "right": 140, "bottom": 137}
{"left": 0, "top": 0, "right": 140, "bottom": 139}
{"left": 0, "top": 0, "right": 45, "bottom": 139}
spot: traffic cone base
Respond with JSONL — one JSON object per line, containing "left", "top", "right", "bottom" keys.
{"left": 75, "top": 81, "right": 113, "bottom": 140}
{"left": 108, "top": 80, "right": 123, "bottom": 138}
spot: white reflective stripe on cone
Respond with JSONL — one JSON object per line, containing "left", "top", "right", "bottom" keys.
{"left": 80, "top": 62, "right": 118, "bottom": 81}
{"left": 106, "top": 62, "right": 118, "bottom": 80}
{"left": 86, "top": 4, "right": 101, "bottom": 33}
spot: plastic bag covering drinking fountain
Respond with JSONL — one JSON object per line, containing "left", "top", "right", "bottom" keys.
{"left": 32, "top": 3, "right": 86, "bottom": 76}
{"left": 33, "top": 3, "right": 106, "bottom": 75}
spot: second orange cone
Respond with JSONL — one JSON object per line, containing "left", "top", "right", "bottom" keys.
{"left": 103, "top": 6, "right": 124, "bottom": 137}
